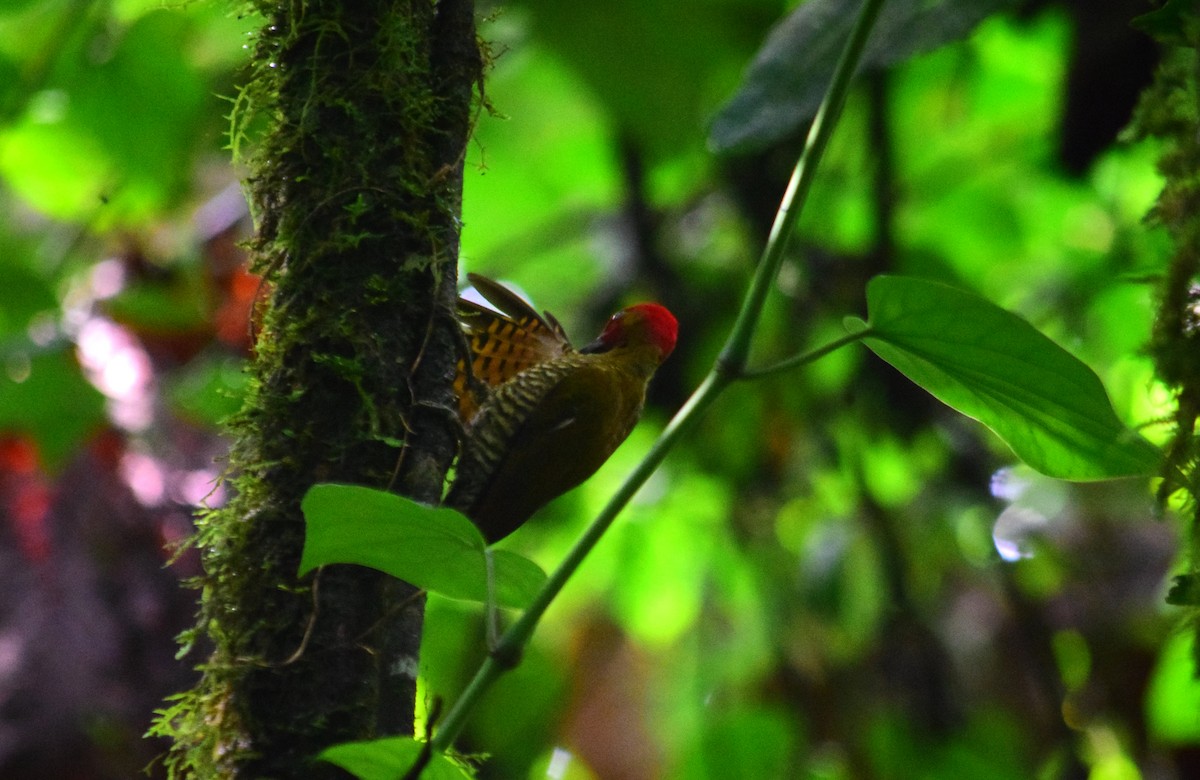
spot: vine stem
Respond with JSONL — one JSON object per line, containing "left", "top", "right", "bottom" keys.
{"left": 430, "top": 0, "right": 888, "bottom": 754}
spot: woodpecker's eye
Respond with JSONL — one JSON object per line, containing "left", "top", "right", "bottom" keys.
{"left": 579, "top": 312, "right": 625, "bottom": 354}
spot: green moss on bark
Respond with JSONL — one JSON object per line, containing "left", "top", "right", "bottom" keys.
{"left": 154, "top": 1, "right": 481, "bottom": 776}
{"left": 1138, "top": 45, "right": 1200, "bottom": 507}
{"left": 1133, "top": 15, "right": 1200, "bottom": 641}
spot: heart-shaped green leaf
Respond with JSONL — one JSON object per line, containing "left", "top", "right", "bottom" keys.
{"left": 850, "top": 276, "right": 1159, "bottom": 480}
{"left": 300, "top": 483, "right": 546, "bottom": 609}
{"left": 318, "top": 736, "right": 469, "bottom": 780}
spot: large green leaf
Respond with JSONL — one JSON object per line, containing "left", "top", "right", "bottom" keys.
{"left": 300, "top": 483, "right": 547, "bottom": 610}
{"left": 318, "top": 737, "right": 469, "bottom": 780}
{"left": 848, "top": 276, "right": 1159, "bottom": 480}
{"left": 709, "top": 0, "right": 1014, "bottom": 154}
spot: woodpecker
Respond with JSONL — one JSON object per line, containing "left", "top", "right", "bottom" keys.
{"left": 447, "top": 274, "right": 678, "bottom": 542}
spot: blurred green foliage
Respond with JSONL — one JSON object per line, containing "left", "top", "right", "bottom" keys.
{"left": 0, "top": 0, "right": 1191, "bottom": 778}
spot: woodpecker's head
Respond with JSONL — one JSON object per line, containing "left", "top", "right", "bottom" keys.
{"left": 582, "top": 303, "right": 677, "bottom": 362}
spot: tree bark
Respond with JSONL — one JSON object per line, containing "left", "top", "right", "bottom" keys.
{"left": 161, "top": 1, "right": 478, "bottom": 776}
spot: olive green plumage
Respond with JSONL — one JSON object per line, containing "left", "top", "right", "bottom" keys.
{"left": 447, "top": 275, "right": 677, "bottom": 542}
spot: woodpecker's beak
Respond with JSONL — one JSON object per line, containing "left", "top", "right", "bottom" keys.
{"left": 579, "top": 337, "right": 613, "bottom": 354}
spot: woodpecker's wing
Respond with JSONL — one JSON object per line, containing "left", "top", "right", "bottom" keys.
{"left": 454, "top": 274, "right": 574, "bottom": 421}
{"left": 446, "top": 354, "right": 635, "bottom": 542}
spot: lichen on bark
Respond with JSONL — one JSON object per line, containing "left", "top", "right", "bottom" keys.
{"left": 154, "top": 1, "right": 481, "bottom": 776}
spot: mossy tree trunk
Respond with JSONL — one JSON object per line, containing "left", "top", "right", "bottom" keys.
{"left": 1138, "top": 12, "right": 1200, "bottom": 678}
{"left": 161, "top": 1, "right": 479, "bottom": 776}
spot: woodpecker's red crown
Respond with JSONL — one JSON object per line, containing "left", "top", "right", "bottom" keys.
{"left": 589, "top": 303, "right": 677, "bottom": 360}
